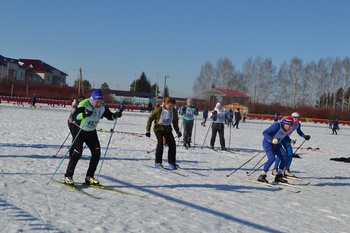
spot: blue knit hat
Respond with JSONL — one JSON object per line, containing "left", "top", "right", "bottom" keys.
{"left": 91, "top": 89, "right": 103, "bottom": 100}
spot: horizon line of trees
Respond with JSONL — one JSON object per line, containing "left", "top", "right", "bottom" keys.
{"left": 193, "top": 56, "right": 350, "bottom": 111}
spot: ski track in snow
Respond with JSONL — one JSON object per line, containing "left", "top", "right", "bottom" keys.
{"left": 1, "top": 103, "right": 350, "bottom": 232}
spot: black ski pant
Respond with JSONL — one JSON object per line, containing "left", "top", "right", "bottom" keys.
{"left": 210, "top": 123, "right": 225, "bottom": 149}
{"left": 65, "top": 126, "right": 101, "bottom": 179}
{"left": 154, "top": 131, "right": 176, "bottom": 164}
{"left": 182, "top": 121, "right": 194, "bottom": 145}
{"left": 233, "top": 120, "right": 240, "bottom": 128}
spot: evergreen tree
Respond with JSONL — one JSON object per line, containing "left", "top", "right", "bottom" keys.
{"left": 74, "top": 79, "right": 91, "bottom": 89}
{"left": 101, "top": 82, "right": 109, "bottom": 90}
{"left": 130, "top": 72, "right": 152, "bottom": 92}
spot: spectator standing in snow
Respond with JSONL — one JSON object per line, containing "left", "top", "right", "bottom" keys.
{"left": 146, "top": 97, "right": 182, "bottom": 169}
{"left": 31, "top": 94, "right": 37, "bottom": 107}
{"left": 257, "top": 116, "right": 295, "bottom": 183}
{"left": 64, "top": 89, "right": 122, "bottom": 186}
{"left": 209, "top": 102, "right": 227, "bottom": 151}
{"left": 180, "top": 98, "right": 198, "bottom": 148}
{"left": 242, "top": 111, "right": 247, "bottom": 123}
{"left": 232, "top": 108, "right": 242, "bottom": 129}
{"left": 273, "top": 113, "right": 278, "bottom": 122}
{"left": 119, "top": 102, "right": 125, "bottom": 112}
{"left": 272, "top": 112, "right": 311, "bottom": 177}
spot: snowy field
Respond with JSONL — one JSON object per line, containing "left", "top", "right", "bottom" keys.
{"left": 1, "top": 102, "right": 350, "bottom": 233}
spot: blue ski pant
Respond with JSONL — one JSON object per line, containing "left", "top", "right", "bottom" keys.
{"left": 273, "top": 139, "right": 293, "bottom": 170}
{"left": 262, "top": 141, "right": 289, "bottom": 173}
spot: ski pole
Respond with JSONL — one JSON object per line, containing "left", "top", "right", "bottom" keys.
{"left": 147, "top": 134, "right": 178, "bottom": 154}
{"left": 52, "top": 131, "right": 71, "bottom": 157}
{"left": 228, "top": 123, "right": 232, "bottom": 150}
{"left": 201, "top": 122, "right": 212, "bottom": 149}
{"left": 147, "top": 147, "right": 157, "bottom": 154}
{"left": 246, "top": 162, "right": 265, "bottom": 176}
{"left": 293, "top": 139, "right": 306, "bottom": 155}
{"left": 245, "top": 153, "right": 267, "bottom": 175}
{"left": 193, "top": 116, "right": 197, "bottom": 150}
{"left": 97, "top": 118, "right": 118, "bottom": 179}
{"left": 178, "top": 118, "right": 183, "bottom": 146}
{"left": 47, "top": 121, "right": 86, "bottom": 185}
{"left": 226, "top": 150, "right": 264, "bottom": 177}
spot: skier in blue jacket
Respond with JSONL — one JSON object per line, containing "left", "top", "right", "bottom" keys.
{"left": 272, "top": 112, "right": 311, "bottom": 177}
{"left": 258, "top": 116, "right": 294, "bottom": 183}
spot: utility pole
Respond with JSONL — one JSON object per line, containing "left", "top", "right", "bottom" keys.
{"left": 162, "top": 75, "right": 169, "bottom": 102}
{"left": 134, "top": 74, "right": 137, "bottom": 92}
{"left": 78, "top": 68, "right": 84, "bottom": 96}
{"left": 156, "top": 72, "right": 160, "bottom": 98}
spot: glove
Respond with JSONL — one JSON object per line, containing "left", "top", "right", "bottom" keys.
{"left": 83, "top": 109, "right": 93, "bottom": 118}
{"left": 304, "top": 135, "right": 310, "bottom": 140}
{"left": 290, "top": 139, "right": 296, "bottom": 145}
{"left": 146, "top": 132, "right": 151, "bottom": 137}
{"left": 177, "top": 132, "right": 182, "bottom": 138}
{"left": 113, "top": 109, "right": 122, "bottom": 118}
{"left": 212, "top": 110, "right": 217, "bottom": 115}
{"left": 272, "top": 138, "right": 279, "bottom": 144}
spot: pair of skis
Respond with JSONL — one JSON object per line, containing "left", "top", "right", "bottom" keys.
{"left": 54, "top": 180, "right": 135, "bottom": 199}
{"left": 248, "top": 175, "right": 312, "bottom": 193}
{"left": 147, "top": 164, "right": 207, "bottom": 177}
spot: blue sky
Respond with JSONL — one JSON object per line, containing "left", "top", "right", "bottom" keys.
{"left": 1, "top": 1, "right": 350, "bottom": 98}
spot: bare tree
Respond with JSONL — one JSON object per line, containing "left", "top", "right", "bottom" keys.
{"left": 275, "top": 61, "right": 291, "bottom": 106}
{"left": 289, "top": 57, "right": 303, "bottom": 108}
{"left": 252, "top": 56, "right": 263, "bottom": 103}
{"left": 331, "top": 58, "right": 342, "bottom": 109}
{"left": 243, "top": 57, "right": 254, "bottom": 99}
{"left": 341, "top": 57, "right": 350, "bottom": 110}
{"left": 231, "top": 71, "right": 247, "bottom": 93}
{"left": 215, "top": 58, "right": 235, "bottom": 89}
{"left": 261, "top": 58, "right": 276, "bottom": 103}
{"left": 303, "top": 61, "right": 317, "bottom": 107}
{"left": 193, "top": 62, "right": 215, "bottom": 98}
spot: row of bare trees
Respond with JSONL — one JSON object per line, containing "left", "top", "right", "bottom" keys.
{"left": 193, "top": 56, "right": 350, "bottom": 110}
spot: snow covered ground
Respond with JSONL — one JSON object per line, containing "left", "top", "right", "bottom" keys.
{"left": 1, "top": 102, "right": 350, "bottom": 233}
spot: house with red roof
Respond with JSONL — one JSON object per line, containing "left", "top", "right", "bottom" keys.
{"left": 0, "top": 55, "right": 67, "bottom": 85}
{"left": 202, "top": 88, "right": 250, "bottom": 111}
{"left": 18, "top": 59, "right": 67, "bottom": 85}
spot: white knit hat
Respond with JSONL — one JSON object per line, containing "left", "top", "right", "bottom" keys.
{"left": 216, "top": 102, "right": 222, "bottom": 107}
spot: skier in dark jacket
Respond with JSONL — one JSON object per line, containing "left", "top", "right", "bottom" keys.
{"left": 232, "top": 108, "right": 242, "bottom": 129}
{"left": 201, "top": 108, "right": 209, "bottom": 127}
{"left": 64, "top": 89, "right": 122, "bottom": 186}
{"left": 332, "top": 120, "right": 339, "bottom": 135}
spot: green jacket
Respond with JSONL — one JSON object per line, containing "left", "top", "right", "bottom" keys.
{"left": 73, "top": 98, "right": 115, "bottom": 131}
{"left": 146, "top": 106, "right": 180, "bottom": 134}
{"left": 180, "top": 105, "right": 198, "bottom": 123}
